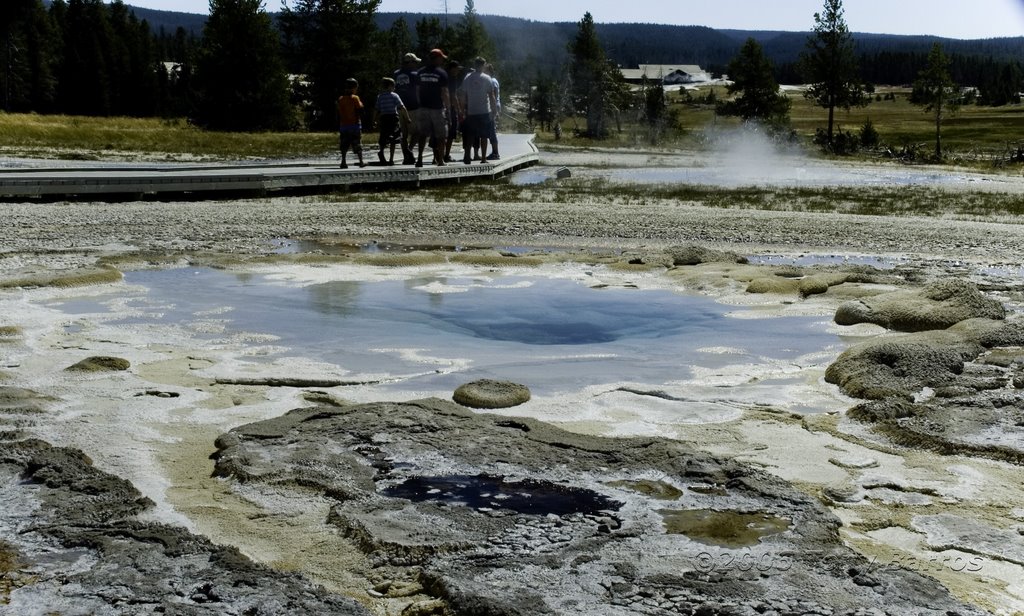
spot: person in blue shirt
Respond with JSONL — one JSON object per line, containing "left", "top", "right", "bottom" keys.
{"left": 373, "top": 77, "right": 410, "bottom": 165}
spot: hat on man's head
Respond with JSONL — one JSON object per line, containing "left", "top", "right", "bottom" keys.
{"left": 429, "top": 48, "right": 447, "bottom": 59}
{"left": 403, "top": 52, "right": 421, "bottom": 63}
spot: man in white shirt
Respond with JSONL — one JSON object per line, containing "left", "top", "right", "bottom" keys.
{"left": 459, "top": 57, "right": 497, "bottom": 164}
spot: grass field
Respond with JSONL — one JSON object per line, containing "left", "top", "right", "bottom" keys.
{"left": 533, "top": 86, "right": 1024, "bottom": 166}
{"left": 787, "top": 86, "right": 1024, "bottom": 156}
{"left": 2, "top": 86, "right": 1023, "bottom": 165}
{"left": 0, "top": 113, "right": 337, "bottom": 160}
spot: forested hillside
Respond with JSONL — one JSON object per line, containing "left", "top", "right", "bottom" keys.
{"left": 6, "top": 2, "right": 1021, "bottom": 125}
{"left": 376, "top": 13, "right": 1024, "bottom": 89}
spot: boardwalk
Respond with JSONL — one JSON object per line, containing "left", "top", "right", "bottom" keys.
{"left": 0, "top": 133, "right": 538, "bottom": 201}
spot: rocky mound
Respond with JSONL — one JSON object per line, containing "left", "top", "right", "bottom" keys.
{"left": 0, "top": 439, "right": 370, "bottom": 615}
{"left": 212, "top": 398, "right": 983, "bottom": 616}
{"left": 452, "top": 379, "right": 531, "bottom": 408}
{"left": 827, "top": 318, "right": 1024, "bottom": 463}
{"left": 665, "top": 245, "right": 748, "bottom": 266}
{"left": 824, "top": 330, "right": 984, "bottom": 400}
{"left": 834, "top": 279, "right": 1005, "bottom": 332}
{"left": 65, "top": 356, "right": 131, "bottom": 372}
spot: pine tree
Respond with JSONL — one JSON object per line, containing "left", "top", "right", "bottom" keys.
{"left": 194, "top": 0, "right": 294, "bottom": 131}
{"left": 384, "top": 16, "right": 413, "bottom": 67}
{"left": 55, "top": 0, "right": 114, "bottom": 116}
{"left": 912, "top": 42, "right": 959, "bottom": 160}
{"left": 449, "top": 0, "right": 493, "bottom": 63}
{"left": 718, "top": 38, "right": 790, "bottom": 126}
{"left": 279, "top": 0, "right": 381, "bottom": 130}
{"left": 527, "top": 77, "right": 558, "bottom": 132}
{"left": 108, "top": 1, "right": 159, "bottom": 117}
{"left": 1, "top": 0, "right": 57, "bottom": 112}
{"left": 413, "top": 16, "right": 448, "bottom": 61}
{"left": 155, "top": 26, "right": 198, "bottom": 118}
{"left": 568, "top": 12, "right": 611, "bottom": 138}
{"left": 800, "top": 0, "right": 867, "bottom": 150}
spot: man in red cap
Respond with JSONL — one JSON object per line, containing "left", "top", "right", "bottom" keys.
{"left": 413, "top": 48, "right": 451, "bottom": 167}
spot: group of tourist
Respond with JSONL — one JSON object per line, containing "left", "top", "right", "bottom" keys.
{"left": 335, "top": 49, "right": 501, "bottom": 169}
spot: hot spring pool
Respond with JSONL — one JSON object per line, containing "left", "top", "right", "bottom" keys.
{"left": 46, "top": 267, "right": 847, "bottom": 418}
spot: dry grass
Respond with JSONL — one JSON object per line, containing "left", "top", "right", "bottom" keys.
{"left": 0, "top": 266, "right": 123, "bottom": 289}
{"left": 786, "top": 86, "right": 1024, "bottom": 156}
{"left": 0, "top": 113, "right": 337, "bottom": 160}
{"left": 331, "top": 176, "right": 1024, "bottom": 220}
{"left": 6, "top": 87, "right": 1024, "bottom": 165}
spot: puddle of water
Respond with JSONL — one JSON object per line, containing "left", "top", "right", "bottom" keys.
{"left": 659, "top": 509, "right": 791, "bottom": 547}
{"left": 978, "top": 264, "right": 1024, "bottom": 279}
{"left": 746, "top": 254, "right": 904, "bottom": 270}
{"left": 611, "top": 165, "right": 971, "bottom": 188}
{"left": 270, "top": 238, "right": 607, "bottom": 259}
{"left": 381, "top": 474, "right": 622, "bottom": 515}
{"left": 271, "top": 239, "right": 480, "bottom": 255}
{"left": 513, "top": 163, "right": 987, "bottom": 189}
{"left": 54, "top": 269, "right": 841, "bottom": 399}
{"left": 606, "top": 479, "right": 684, "bottom": 501}
{"left": 510, "top": 168, "right": 554, "bottom": 185}
{"left": 688, "top": 484, "right": 728, "bottom": 496}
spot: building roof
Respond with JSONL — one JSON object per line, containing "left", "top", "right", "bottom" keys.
{"left": 626, "top": 64, "right": 707, "bottom": 79}
{"left": 620, "top": 64, "right": 710, "bottom": 84}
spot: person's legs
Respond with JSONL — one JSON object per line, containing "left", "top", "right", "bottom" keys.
{"left": 380, "top": 115, "right": 398, "bottom": 164}
{"left": 432, "top": 111, "right": 447, "bottom": 165}
{"left": 478, "top": 127, "right": 488, "bottom": 162}
{"left": 445, "top": 112, "right": 458, "bottom": 162}
{"left": 377, "top": 125, "right": 388, "bottom": 163}
{"left": 339, "top": 130, "right": 353, "bottom": 168}
{"left": 412, "top": 110, "right": 427, "bottom": 167}
{"left": 353, "top": 132, "right": 364, "bottom": 166}
{"left": 462, "top": 115, "right": 476, "bottom": 164}
{"left": 487, "top": 116, "right": 499, "bottom": 159}
{"left": 415, "top": 135, "right": 426, "bottom": 167}
{"left": 400, "top": 113, "right": 415, "bottom": 164}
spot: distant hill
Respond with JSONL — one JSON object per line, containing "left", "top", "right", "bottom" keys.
{"left": 723, "top": 29, "right": 1024, "bottom": 65}
{"left": 37, "top": 2, "right": 206, "bottom": 35}
{"left": 375, "top": 13, "right": 741, "bottom": 75}
{"left": 124, "top": 5, "right": 206, "bottom": 36}
{"left": 375, "top": 13, "right": 1024, "bottom": 80}
{"left": 115, "top": 5, "right": 1024, "bottom": 81}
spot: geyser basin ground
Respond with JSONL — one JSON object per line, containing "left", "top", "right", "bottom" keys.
{"left": 4, "top": 255, "right": 1024, "bottom": 615}
{"left": 5, "top": 133, "right": 1024, "bottom": 614}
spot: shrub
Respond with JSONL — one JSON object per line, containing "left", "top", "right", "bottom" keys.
{"left": 814, "top": 127, "right": 859, "bottom": 154}
{"left": 860, "top": 118, "right": 880, "bottom": 149}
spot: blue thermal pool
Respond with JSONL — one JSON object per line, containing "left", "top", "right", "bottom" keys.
{"left": 47, "top": 268, "right": 843, "bottom": 403}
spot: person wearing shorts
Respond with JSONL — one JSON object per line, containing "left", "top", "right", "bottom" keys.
{"left": 336, "top": 78, "right": 364, "bottom": 169}
{"left": 445, "top": 61, "right": 463, "bottom": 163}
{"left": 394, "top": 53, "right": 421, "bottom": 165}
{"left": 459, "top": 57, "right": 496, "bottom": 164}
{"left": 414, "top": 48, "right": 450, "bottom": 167}
{"left": 373, "top": 77, "right": 409, "bottom": 165}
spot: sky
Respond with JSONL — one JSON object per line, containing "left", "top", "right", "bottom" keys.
{"left": 124, "top": 0, "right": 1024, "bottom": 39}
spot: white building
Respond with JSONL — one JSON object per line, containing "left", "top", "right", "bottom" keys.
{"left": 620, "top": 64, "right": 711, "bottom": 85}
